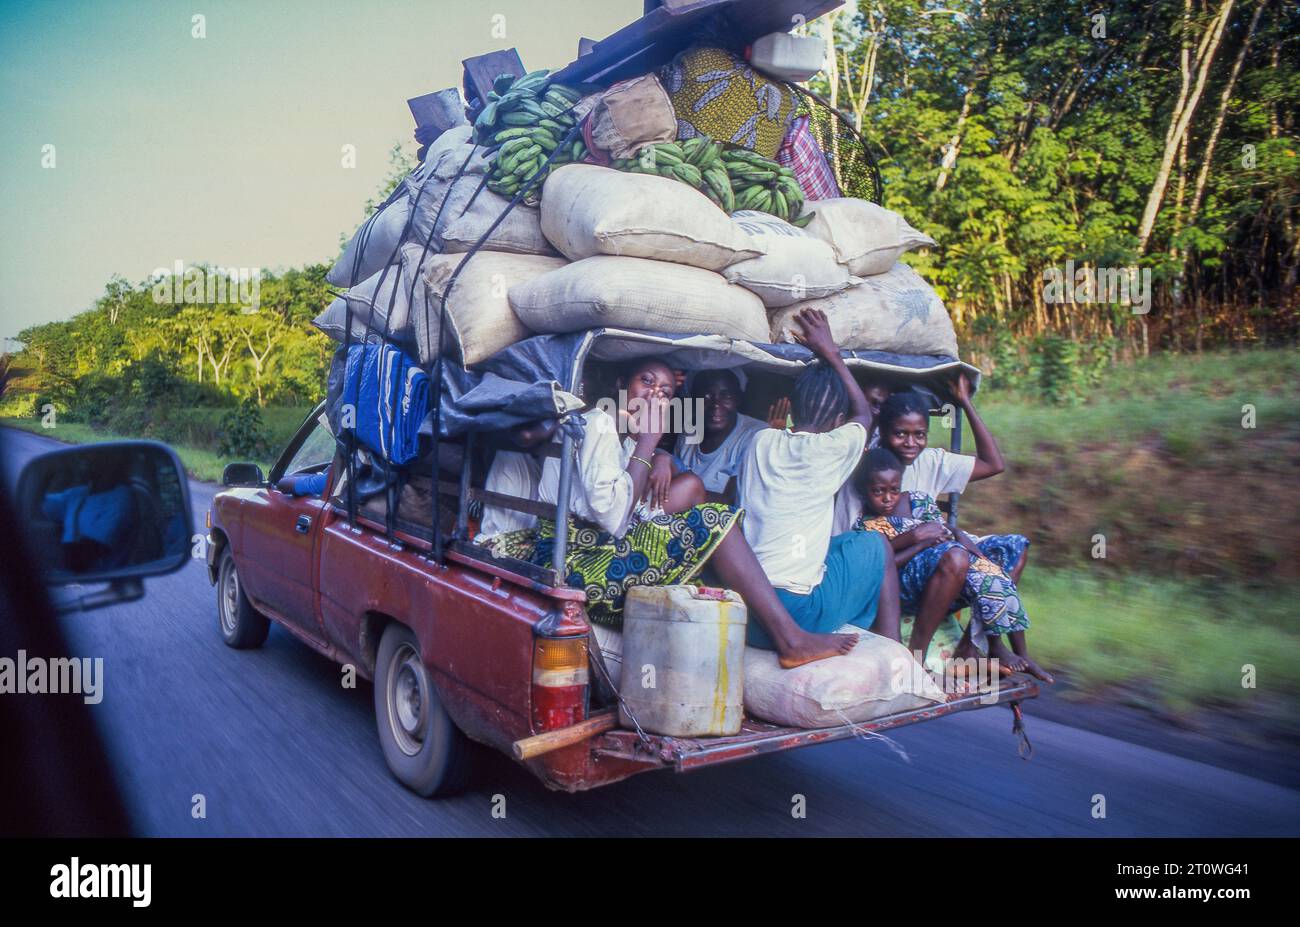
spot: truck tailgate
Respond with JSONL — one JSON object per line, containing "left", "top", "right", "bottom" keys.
{"left": 592, "top": 676, "right": 1039, "bottom": 772}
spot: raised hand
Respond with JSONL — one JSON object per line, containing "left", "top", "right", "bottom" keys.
{"left": 790, "top": 307, "right": 839, "bottom": 361}
{"left": 949, "top": 371, "right": 973, "bottom": 406}
{"left": 767, "top": 396, "right": 791, "bottom": 429}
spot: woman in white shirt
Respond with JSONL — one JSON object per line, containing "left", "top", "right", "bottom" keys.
{"left": 489, "top": 356, "right": 862, "bottom": 668}
{"left": 877, "top": 377, "right": 1005, "bottom": 498}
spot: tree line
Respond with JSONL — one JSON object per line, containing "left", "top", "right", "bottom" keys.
{"left": 3, "top": 0, "right": 1296, "bottom": 426}
{"left": 811, "top": 0, "right": 1297, "bottom": 374}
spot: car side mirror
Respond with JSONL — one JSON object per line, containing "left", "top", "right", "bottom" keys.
{"left": 222, "top": 463, "right": 264, "bottom": 486}
{"left": 14, "top": 441, "right": 194, "bottom": 613}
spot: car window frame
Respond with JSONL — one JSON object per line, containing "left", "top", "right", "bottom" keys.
{"left": 269, "top": 402, "right": 331, "bottom": 484}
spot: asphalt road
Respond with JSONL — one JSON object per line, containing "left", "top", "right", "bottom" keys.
{"left": 6, "top": 427, "right": 1298, "bottom": 836}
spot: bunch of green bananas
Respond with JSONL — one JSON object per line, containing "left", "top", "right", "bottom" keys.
{"left": 607, "top": 138, "right": 812, "bottom": 225}
{"left": 722, "top": 149, "right": 810, "bottom": 225}
{"left": 477, "top": 70, "right": 585, "bottom": 200}
{"left": 610, "top": 136, "right": 738, "bottom": 212}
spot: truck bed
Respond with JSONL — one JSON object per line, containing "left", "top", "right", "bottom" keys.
{"left": 590, "top": 677, "right": 1040, "bottom": 772}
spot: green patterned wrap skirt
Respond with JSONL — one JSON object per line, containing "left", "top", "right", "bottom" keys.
{"left": 487, "top": 503, "right": 742, "bottom": 628}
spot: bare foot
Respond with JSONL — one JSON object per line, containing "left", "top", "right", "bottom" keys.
{"left": 1016, "top": 654, "right": 1055, "bottom": 684}
{"left": 987, "top": 637, "right": 1029, "bottom": 675}
{"left": 778, "top": 631, "right": 858, "bottom": 669}
{"left": 923, "top": 668, "right": 958, "bottom": 701}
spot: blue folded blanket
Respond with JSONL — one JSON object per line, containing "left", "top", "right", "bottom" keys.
{"left": 342, "top": 343, "right": 429, "bottom": 466}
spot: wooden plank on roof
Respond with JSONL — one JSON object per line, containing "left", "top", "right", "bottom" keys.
{"left": 462, "top": 48, "right": 525, "bottom": 105}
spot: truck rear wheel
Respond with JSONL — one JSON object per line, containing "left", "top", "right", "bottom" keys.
{"left": 217, "top": 547, "right": 270, "bottom": 649}
{"left": 374, "top": 622, "right": 473, "bottom": 797}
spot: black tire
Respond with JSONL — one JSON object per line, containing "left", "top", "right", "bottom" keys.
{"left": 216, "top": 547, "right": 270, "bottom": 649}
{"left": 374, "top": 622, "right": 474, "bottom": 797}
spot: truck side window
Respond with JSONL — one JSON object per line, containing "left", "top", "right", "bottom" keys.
{"left": 284, "top": 421, "right": 335, "bottom": 477}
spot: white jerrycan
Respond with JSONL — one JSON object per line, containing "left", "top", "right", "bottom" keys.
{"left": 618, "top": 585, "right": 748, "bottom": 737}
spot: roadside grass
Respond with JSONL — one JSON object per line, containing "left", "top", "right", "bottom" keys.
{"left": 965, "top": 347, "right": 1300, "bottom": 463}
{"left": 1, "top": 405, "right": 313, "bottom": 483}
{"left": 1, "top": 417, "right": 272, "bottom": 483}
{"left": 1024, "top": 568, "right": 1298, "bottom": 715}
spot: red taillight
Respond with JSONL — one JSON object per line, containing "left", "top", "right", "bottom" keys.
{"left": 531, "top": 634, "right": 589, "bottom": 732}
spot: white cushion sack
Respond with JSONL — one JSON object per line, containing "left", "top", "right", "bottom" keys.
{"left": 508, "top": 255, "right": 769, "bottom": 342}
{"left": 416, "top": 251, "right": 566, "bottom": 366}
{"left": 540, "top": 164, "right": 760, "bottom": 271}
{"left": 769, "top": 262, "right": 961, "bottom": 358}
{"left": 723, "top": 210, "right": 854, "bottom": 307}
{"left": 743, "top": 627, "right": 946, "bottom": 729}
{"left": 799, "top": 198, "right": 936, "bottom": 277}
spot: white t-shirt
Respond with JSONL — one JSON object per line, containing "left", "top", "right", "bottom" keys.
{"left": 830, "top": 482, "right": 865, "bottom": 536}
{"left": 675, "top": 413, "right": 766, "bottom": 494}
{"left": 900, "top": 447, "right": 975, "bottom": 497}
{"left": 737, "top": 422, "right": 867, "bottom": 594}
{"left": 538, "top": 408, "right": 637, "bottom": 538}
{"left": 475, "top": 450, "right": 540, "bottom": 542}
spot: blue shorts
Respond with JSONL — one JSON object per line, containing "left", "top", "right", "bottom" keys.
{"left": 747, "top": 530, "right": 888, "bottom": 650}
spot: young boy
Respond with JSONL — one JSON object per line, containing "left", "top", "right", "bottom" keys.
{"left": 737, "top": 308, "right": 901, "bottom": 649}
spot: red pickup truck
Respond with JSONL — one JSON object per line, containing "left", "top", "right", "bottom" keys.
{"left": 207, "top": 374, "right": 1038, "bottom": 798}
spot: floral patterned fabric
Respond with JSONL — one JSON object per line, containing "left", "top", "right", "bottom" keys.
{"left": 487, "top": 504, "right": 741, "bottom": 628}
{"left": 853, "top": 491, "right": 1030, "bottom": 653}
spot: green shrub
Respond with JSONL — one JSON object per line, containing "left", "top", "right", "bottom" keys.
{"left": 1036, "top": 334, "right": 1083, "bottom": 405}
{"left": 218, "top": 398, "right": 270, "bottom": 459}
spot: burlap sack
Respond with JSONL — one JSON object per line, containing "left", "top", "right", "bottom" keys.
{"left": 326, "top": 195, "right": 411, "bottom": 288}
{"left": 311, "top": 292, "right": 408, "bottom": 346}
{"left": 799, "top": 198, "right": 936, "bottom": 277}
{"left": 540, "top": 164, "right": 760, "bottom": 271}
{"left": 416, "top": 251, "right": 566, "bottom": 366}
{"left": 508, "top": 255, "right": 769, "bottom": 342}
{"left": 408, "top": 157, "right": 556, "bottom": 256}
{"left": 769, "top": 262, "right": 960, "bottom": 358}
{"left": 588, "top": 74, "right": 677, "bottom": 159}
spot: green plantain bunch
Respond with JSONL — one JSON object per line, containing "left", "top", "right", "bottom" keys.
{"left": 720, "top": 148, "right": 810, "bottom": 225}
{"left": 476, "top": 70, "right": 586, "bottom": 201}
{"left": 609, "top": 136, "right": 811, "bottom": 225}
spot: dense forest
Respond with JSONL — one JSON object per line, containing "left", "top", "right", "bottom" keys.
{"left": 2, "top": 0, "right": 1296, "bottom": 432}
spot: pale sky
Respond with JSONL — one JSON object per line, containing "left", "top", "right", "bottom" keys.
{"left": 0, "top": 0, "right": 641, "bottom": 340}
